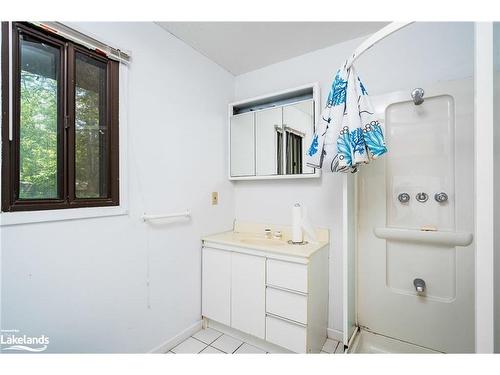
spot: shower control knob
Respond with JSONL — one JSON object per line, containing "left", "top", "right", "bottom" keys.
{"left": 434, "top": 192, "right": 448, "bottom": 203}
{"left": 411, "top": 88, "right": 425, "bottom": 105}
{"left": 398, "top": 193, "right": 410, "bottom": 204}
{"left": 414, "top": 278, "right": 426, "bottom": 294}
{"left": 415, "top": 192, "right": 428, "bottom": 203}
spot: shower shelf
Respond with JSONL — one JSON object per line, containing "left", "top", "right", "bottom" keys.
{"left": 373, "top": 227, "right": 473, "bottom": 247}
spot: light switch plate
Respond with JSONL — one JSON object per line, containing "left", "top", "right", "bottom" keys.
{"left": 211, "top": 192, "right": 218, "bottom": 205}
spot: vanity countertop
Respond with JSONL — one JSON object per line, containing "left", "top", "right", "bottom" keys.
{"left": 202, "top": 221, "right": 329, "bottom": 259}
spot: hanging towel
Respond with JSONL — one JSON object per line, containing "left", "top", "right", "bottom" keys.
{"left": 306, "top": 63, "right": 387, "bottom": 173}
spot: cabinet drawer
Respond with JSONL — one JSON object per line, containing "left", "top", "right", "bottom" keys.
{"left": 266, "top": 287, "right": 307, "bottom": 324}
{"left": 266, "top": 259, "right": 307, "bottom": 293}
{"left": 266, "top": 315, "right": 307, "bottom": 353}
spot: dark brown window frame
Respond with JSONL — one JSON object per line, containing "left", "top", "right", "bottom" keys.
{"left": 1, "top": 22, "right": 119, "bottom": 212}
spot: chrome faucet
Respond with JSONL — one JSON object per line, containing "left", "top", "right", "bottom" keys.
{"left": 413, "top": 278, "right": 426, "bottom": 294}
{"left": 411, "top": 88, "right": 425, "bottom": 105}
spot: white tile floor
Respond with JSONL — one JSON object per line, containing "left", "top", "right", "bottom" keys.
{"left": 168, "top": 327, "right": 345, "bottom": 354}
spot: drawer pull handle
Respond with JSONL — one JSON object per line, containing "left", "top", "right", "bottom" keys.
{"left": 266, "top": 284, "right": 308, "bottom": 296}
{"left": 266, "top": 313, "right": 307, "bottom": 328}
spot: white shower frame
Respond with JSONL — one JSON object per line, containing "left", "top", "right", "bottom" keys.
{"left": 474, "top": 22, "right": 495, "bottom": 353}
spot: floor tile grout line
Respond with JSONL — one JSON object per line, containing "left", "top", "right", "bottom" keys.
{"left": 211, "top": 343, "right": 228, "bottom": 354}
{"left": 191, "top": 335, "right": 219, "bottom": 347}
{"left": 192, "top": 328, "right": 224, "bottom": 346}
{"left": 210, "top": 332, "right": 245, "bottom": 353}
{"left": 201, "top": 345, "right": 223, "bottom": 354}
{"left": 232, "top": 342, "right": 245, "bottom": 353}
{"left": 171, "top": 336, "right": 208, "bottom": 354}
{"left": 332, "top": 340, "right": 340, "bottom": 353}
{"left": 189, "top": 336, "right": 210, "bottom": 354}
{"left": 208, "top": 345, "right": 224, "bottom": 353}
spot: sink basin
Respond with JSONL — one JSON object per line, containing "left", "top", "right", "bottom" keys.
{"left": 239, "top": 238, "right": 286, "bottom": 247}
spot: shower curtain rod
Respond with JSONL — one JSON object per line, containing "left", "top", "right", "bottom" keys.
{"left": 345, "top": 22, "right": 415, "bottom": 69}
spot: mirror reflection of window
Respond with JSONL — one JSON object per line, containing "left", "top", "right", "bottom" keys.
{"left": 282, "top": 100, "right": 314, "bottom": 175}
{"left": 285, "top": 129, "right": 303, "bottom": 175}
{"left": 275, "top": 127, "right": 283, "bottom": 175}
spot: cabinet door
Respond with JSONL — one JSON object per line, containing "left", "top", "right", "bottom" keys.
{"left": 202, "top": 248, "right": 231, "bottom": 325}
{"left": 231, "top": 252, "right": 266, "bottom": 338}
{"left": 230, "top": 112, "right": 255, "bottom": 176}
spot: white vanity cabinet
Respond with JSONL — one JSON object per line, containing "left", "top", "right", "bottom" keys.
{"left": 201, "top": 239, "right": 329, "bottom": 353}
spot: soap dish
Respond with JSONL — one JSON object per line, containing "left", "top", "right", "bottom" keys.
{"left": 287, "top": 240, "right": 309, "bottom": 246}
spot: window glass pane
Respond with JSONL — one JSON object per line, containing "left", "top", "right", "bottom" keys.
{"left": 75, "top": 52, "right": 108, "bottom": 199}
{"left": 19, "top": 34, "right": 60, "bottom": 199}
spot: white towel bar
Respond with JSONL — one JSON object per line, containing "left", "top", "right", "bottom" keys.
{"left": 142, "top": 210, "right": 191, "bottom": 222}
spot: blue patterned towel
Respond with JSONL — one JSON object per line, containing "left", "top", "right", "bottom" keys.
{"left": 306, "top": 63, "right": 387, "bottom": 173}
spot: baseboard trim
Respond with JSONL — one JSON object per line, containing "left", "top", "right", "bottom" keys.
{"left": 149, "top": 320, "right": 203, "bottom": 353}
{"left": 327, "top": 328, "right": 343, "bottom": 342}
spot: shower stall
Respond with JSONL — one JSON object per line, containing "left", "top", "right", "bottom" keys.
{"left": 353, "top": 79, "right": 474, "bottom": 353}
{"left": 341, "top": 22, "right": 482, "bottom": 353}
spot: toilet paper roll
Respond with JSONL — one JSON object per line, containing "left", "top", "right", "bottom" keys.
{"left": 292, "top": 203, "right": 303, "bottom": 243}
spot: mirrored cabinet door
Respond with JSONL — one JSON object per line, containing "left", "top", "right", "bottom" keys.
{"left": 229, "top": 84, "right": 319, "bottom": 180}
{"left": 255, "top": 107, "right": 282, "bottom": 176}
{"left": 282, "top": 100, "right": 315, "bottom": 175}
{"left": 230, "top": 112, "right": 255, "bottom": 176}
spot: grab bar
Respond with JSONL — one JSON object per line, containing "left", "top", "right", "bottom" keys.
{"left": 142, "top": 210, "right": 191, "bottom": 222}
{"left": 373, "top": 227, "right": 473, "bottom": 247}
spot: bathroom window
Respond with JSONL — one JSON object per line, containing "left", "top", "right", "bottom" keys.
{"left": 1, "top": 22, "right": 119, "bottom": 211}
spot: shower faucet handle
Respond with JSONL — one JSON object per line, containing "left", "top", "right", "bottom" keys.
{"left": 398, "top": 192, "right": 410, "bottom": 204}
{"left": 413, "top": 278, "right": 426, "bottom": 294}
{"left": 415, "top": 192, "right": 428, "bottom": 203}
{"left": 434, "top": 192, "right": 448, "bottom": 203}
{"left": 411, "top": 88, "right": 425, "bottom": 105}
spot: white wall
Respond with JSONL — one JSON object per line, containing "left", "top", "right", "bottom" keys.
{"left": 0, "top": 22, "right": 235, "bottom": 353}
{"left": 494, "top": 22, "right": 500, "bottom": 353}
{"left": 233, "top": 22, "right": 474, "bottom": 333}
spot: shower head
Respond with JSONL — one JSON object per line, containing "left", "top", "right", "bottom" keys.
{"left": 411, "top": 88, "right": 425, "bottom": 105}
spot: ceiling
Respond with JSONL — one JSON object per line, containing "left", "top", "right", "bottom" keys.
{"left": 156, "top": 22, "right": 389, "bottom": 75}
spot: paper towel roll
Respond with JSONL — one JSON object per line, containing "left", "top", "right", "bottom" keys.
{"left": 301, "top": 206, "right": 318, "bottom": 243}
{"left": 292, "top": 203, "right": 303, "bottom": 243}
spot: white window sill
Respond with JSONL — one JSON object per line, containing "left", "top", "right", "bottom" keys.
{"left": 0, "top": 205, "right": 129, "bottom": 226}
